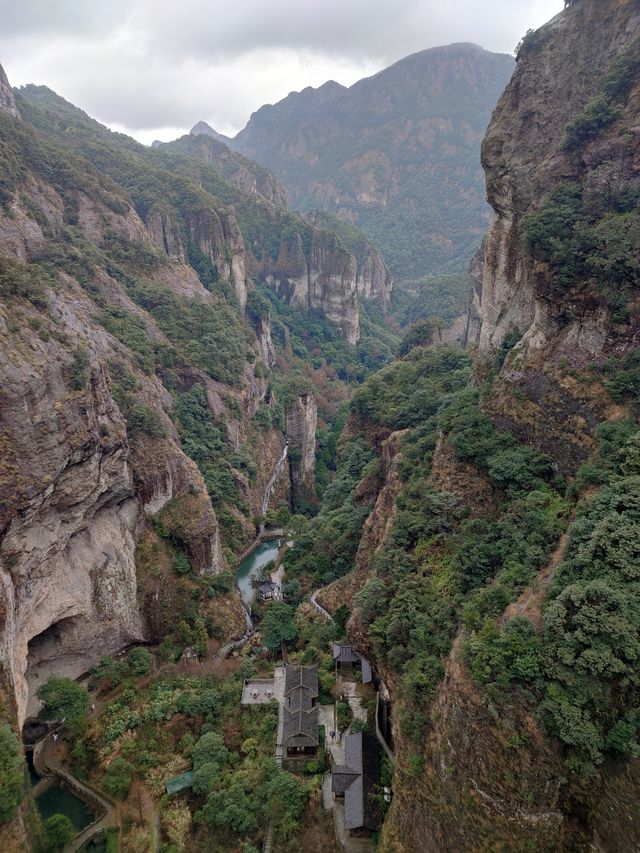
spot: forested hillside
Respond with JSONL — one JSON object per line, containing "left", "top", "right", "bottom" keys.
{"left": 227, "top": 43, "right": 514, "bottom": 285}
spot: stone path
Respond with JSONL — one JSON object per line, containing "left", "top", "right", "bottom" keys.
{"left": 273, "top": 664, "right": 285, "bottom": 768}
{"left": 337, "top": 678, "right": 368, "bottom": 725}
{"left": 33, "top": 729, "right": 118, "bottom": 853}
{"left": 310, "top": 588, "right": 332, "bottom": 620}
{"left": 319, "top": 682, "right": 375, "bottom": 853}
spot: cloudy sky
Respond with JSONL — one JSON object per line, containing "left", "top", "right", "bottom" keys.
{"left": 0, "top": 0, "right": 562, "bottom": 144}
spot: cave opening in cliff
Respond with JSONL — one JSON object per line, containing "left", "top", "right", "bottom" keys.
{"left": 25, "top": 616, "right": 84, "bottom": 718}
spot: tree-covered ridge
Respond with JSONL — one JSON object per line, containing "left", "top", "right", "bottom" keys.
{"left": 232, "top": 43, "right": 514, "bottom": 281}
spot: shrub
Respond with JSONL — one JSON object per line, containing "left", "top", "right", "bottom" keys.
{"left": 192, "top": 731, "right": 229, "bottom": 770}
{"left": 44, "top": 814, "right": 76, "bottom": 851}
{"left": 259, "top": 603, "right": 298, "bottom": 652}
{"left": 127, "top": 647, "right": 152, "bottom": 676}
{"left": 37, "top": 677, "right": 89, "bottom": 733}
{"left": 126, "top": 403, "right": 166, "bottom": 439}
{"left": 192, "top": 761, "right": 218, "bottom": 796}
{"left": 102, "top": 757, "right": 135, "bottom": 799}
{"left": 0, "top": 725, "right": 23, "bottom": 824}
{"left": 172, "top": 551, "right": 191, "bottom": 575}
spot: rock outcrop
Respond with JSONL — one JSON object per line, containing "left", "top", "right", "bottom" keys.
{"left": 285, "top": 393, "right": 318, "bottom": 509}
{"left": 305, "top": 209, "right": 393, "bottom": 308}
{"left": 0, "top": 63, "right": 20, "bottom": 119}
{"left": 190, "top": 120, "right": 233, "bottom": 146}
{"left": 186, "top": 206, "right": 248, "bottom": 309}
{"left": 269, "top": 229, "right": 360, "bottom": 343}
{"left": 470, "top": 0, "right": 640, "bottom": 475}
{"left": 478, "top": 0, "right": 640, "bottom": 359}
{"left": 462, "top": 243, "right": 484, "bottom": 346}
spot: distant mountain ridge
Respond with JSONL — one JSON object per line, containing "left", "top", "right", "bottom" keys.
{"left": 195, "top": 43, "right": 514, "bottom": 282}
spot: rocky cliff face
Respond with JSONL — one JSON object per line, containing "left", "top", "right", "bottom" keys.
{"left": 0, "top": 68, "right": 298, "bottom": 735}
{"left": 471, "top": 0, "right": 640, "bottom": 474}
{"left": 371, "top": 2, "right": 640, "bottom": 850}
{"left": 477, "top": 0, "right": 640, "bottom": 358}
{"left": 162, "top": 133, "right": 383, "bottom": 339}
{"left": 269, "top": 229, "right": 360, "bottom": 343}
{"left": 0, "top": 64, "right": 19, "bottom": 119}
{"left": 285, "top": 393, "right": 318, "bottom": 508}
{"left": 305, "top": 209, "right": 393, "bottom": 307}
{"left": 0, "top": 187, "right": 232, "bottom": 726}
{"left": 462, "top": 243, "right": 484, "bottom": 346}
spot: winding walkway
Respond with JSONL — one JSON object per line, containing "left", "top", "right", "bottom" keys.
{"left": 33, "top": 729, "right": 117, "bottom": 852}
{"left": 309, "top": 588, "right": 333, "bottom": 620}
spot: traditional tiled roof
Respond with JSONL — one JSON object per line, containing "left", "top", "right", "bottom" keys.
{"left": 282, "top": 704, "right": 319, "bottom": 747}
{"left": 331, "top": 732, "right": 380, "bottom": 832}
{"left": 282, "top": 664, "right": 319, "bottom": 748}
{"left": 332, "top": 643, "right": 360, "bottom": 664}
{"left": 332, "top": 644, "right": 374, "bottom": 684}
{"left": 331, "top": 763, "right": 359, "bottom": 794}
{"left": 284, "top": 663, "right": 319, "bottom": 698}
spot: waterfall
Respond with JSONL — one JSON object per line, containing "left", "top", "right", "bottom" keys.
{"left": 262, "top": 443, "right": 289, "bottom": 516}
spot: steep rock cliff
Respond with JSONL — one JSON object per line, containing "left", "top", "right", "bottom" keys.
{"left": 0, "top": 70, "right": 295, "bottom": 736}
{"left": 374, "top": 2, "right": 640, "bottom": 849}
{"left": 269, "top": 229, "right": 360, "bottom": 343}
{"left": 472, "top": 0, "right": 640, "bottom": 475}
{"left": 161, "top": 133, "right": 380, "bottom": 340}
{"left": 285, "top": 393, "right": 318, "bottom": 509}
{"left": 0, "top": 64, "right": 19, "bottom": 119}
{"left": 478, "top": 0, "right": 639, "bottom": 357}
{"left": 306, "top": 209, "right": 393, "bottom": 307}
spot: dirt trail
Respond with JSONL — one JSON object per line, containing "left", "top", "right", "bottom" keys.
{"left": 501, "top": 531, "right": 570, "bottom": 629}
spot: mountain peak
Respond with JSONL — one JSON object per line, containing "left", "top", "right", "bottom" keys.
{"left": 0, "top": 63, "right": 20, "bottom": 119}
{"left": 190, "top": 120, "right": 231, "bottom": 144}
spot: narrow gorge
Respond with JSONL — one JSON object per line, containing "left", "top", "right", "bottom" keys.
{"left": 1, "top": 1, "right": 639, "bottom": 850}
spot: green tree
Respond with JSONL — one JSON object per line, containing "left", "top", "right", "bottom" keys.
{"left": 126, "top": 647, "right": 152, "bottom": 676}
{"left": 102, "top": 757, "right": 134, "bottom": 799}
{"left": 263, "top": 771, "right": 307, "bottom": 836}
{"left": 192, "top": 619, "right": 209, "bottom": 658}
{"left": 202, "top": 782, "right": 258, "bottom": 834}
{"left": 192, "top": 731, "right": 229, "bottom": 770}
{"left": 44, "top": 814, "right": 76, "bottom": 851}
{"left": 192, "top": 761, "right": 218, "bottom": 797}
{"left": 37, "top": 677, "right": 89, "bottom": 733}
{"left": 259, "top": 603, "right": 299, "bottom": 652}
{"left": 0, "top": 725, "right": 24, "bottom": 824}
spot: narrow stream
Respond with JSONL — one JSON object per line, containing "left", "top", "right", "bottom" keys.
{"left": 235, "top": 539, "right": 281, "bottom": 607}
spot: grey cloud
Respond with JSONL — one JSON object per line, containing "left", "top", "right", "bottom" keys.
{"left": 0, "top": 0, "right": 130, "bottom": 38}
{"left": 0, "top": 0, "right": 562, "bottom": 138}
